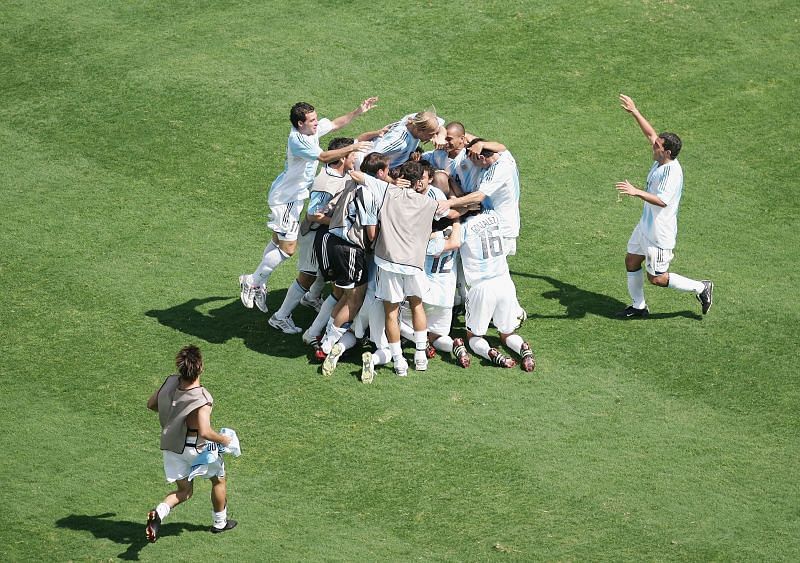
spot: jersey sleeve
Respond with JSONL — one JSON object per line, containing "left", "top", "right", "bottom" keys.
{"left": 654, "top": 164, "right": 682, "bottom": 205}
{"left": 357, "top": 186, "right": 381, "bottom": 226}
{"left": 317, "top": 118, "right": 334, "bottom": 138}
{"left": 288, "top": 132, "right": 322, "bottom": 161}
{"left": 307, "top": 192, "right": 333, "bottom": 215}
{"left": 477, "top": 162, "right": 505, "bottom": 197}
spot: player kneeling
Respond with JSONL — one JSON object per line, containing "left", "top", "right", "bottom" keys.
{"left": 456, "top": 210, "right": 535, "bottom": 371}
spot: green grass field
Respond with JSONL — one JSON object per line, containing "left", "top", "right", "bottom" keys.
{"left": 2, "top": 0, "right": 798, "bottom": 560}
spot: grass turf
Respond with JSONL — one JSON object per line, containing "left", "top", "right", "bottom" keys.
{"left": 1, "top": 0, "right": 798, "bottom": 560}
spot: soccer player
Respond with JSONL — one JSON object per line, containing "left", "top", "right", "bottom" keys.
{"left": 437, "top": 138, "right": 521, "bottom": 255}
{"left": 145, "top": 345, "right": 237, "bottom": 542}
{"left": 615, "top": 93, "right": 713, "bottom": 317}
{"left": 239, "top": 98, "right": 377, "bottom": 313}
{"left": 373, "top": 160, "right": 441, "bottom": 375}
{"left": 458, "top": 210, "right": 535, "bottom": 371}
{"left": 267, "top": 137, "right": 357, "bottom": 334}
{"left": 368, "top": 110, "right": 446, "bottom": 169}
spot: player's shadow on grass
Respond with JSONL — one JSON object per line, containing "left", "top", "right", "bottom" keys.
{"left": 144, "top": 291, "right": 318, "bottom": 359}
{"left": 55, "top": 512, "right": 206, "bottom": 560}
{"left": 512, "top": 272, "right": 701, "bottom": 320}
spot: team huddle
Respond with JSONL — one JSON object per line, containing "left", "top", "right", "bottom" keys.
{"left": 238, "top": 98, "right": 535, "bottom": 381}
{"left": 145, "top": 94, "right": 715, "bottom": 540}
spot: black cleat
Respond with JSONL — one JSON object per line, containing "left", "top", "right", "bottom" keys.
{"left": 145, "top": 510, "right": 161, "bottom": 543}
{"left": 520, "top": 343, "right": 535, "bottom": 373}
{"left": 697, "top": 280, "right": 713, "bottom": 314}
{"left": 616, "top": 305, "right": 650, "bottom": 319}
{"left": 210, "top": 519, "right": 238, "bottom": 534}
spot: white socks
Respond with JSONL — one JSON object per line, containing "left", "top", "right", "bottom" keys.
{"left": 308, "top": 275, "right": 325, "bottom": 299}
{"left": 252, "top": 241, "right": 290, "bottom": 286}
{"left": 468, "top": 336, "right": 491, "bottom": 360}
{"left": 414, "top": 330, "right": 427, "bottom": 362}
{"left": 307, "top": 295, "right": 337, "bottom": 337}
{"left": 275, "top": 280, "right": 306, "bottom": 318}
{"left": 627, "top": 269, "right": 646, "bottom": 309}
{"left": 372, "top": 348, "right": 392, "bottom": 366}
{"left": 212, "top": 507, "right": 227, "bottom": 529}
{"left": 432, "top": 335, "right": 453, "bottom": 353}
{"left": 156, "top": 502, "right": 170, "bottom": 521}
{"left": 321, "top": 323, "right": 347, "bottom": 354}
{"left": 389, "top": 341, "right": 403, "bottom": 363}
{"left": 668, "top": 273, "right": 705, "bottom": 294}
{"left": 504, "top": 334, "right": 524, "bottom": 355}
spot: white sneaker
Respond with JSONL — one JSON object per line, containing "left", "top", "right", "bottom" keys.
{"left": 300, "top": 292, "right": 324, "bottom": 312}
{"left": 322, "top": 343, "right": 344, "bottom": 377}
{"left": 254, "top": 286, "right": 268, "bottom": 313}
{"left": 414, "top": 353, "right": 428, "bottom": 372}
{"left": 239, "top": 275, "right": 256, "bottom": 309}
{"left": 302, "top": 329, "right": 318, "bottom": 346}
{"left": 361, "top": 352, "right": 374, "bottom": 384}
{"left": 268, "top": 313, "right": 302, "bottom": 334}
{"left": 394, "top": 357, "right": 409, "bottom": 377}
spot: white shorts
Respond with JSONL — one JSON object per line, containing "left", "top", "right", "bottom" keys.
{"left": 375, "top": 267, "right": 429, "bottom": 304}
{"left": 296, "top": 228, "right": 320, "bottom": 274}
{"left": 267, "top": 200, "right": 304, "bottom": 241}
{"left": 163, "top": 445, "right": 225, "bottom": 483}
{"left": 401, "top": 303, "right": 452, "bottom": 337}
{"left": 627, "top": 224, "right": 674, "bottom": 276}
{"left": 465, "top": 275, "right": 519, "bottom": 336}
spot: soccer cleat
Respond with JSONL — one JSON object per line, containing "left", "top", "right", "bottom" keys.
{"left": 452, "top": 338, "right": 471, "bottom": 368}
{"left": 425, "top": 343, "right": 437, "bottom": 359}
{"left": 488, "top": 348, "right": 517, "bottom": 368}
{"left": 697, "top": 280, "right": 714, "bottom": 315}
{"left": 322, "top": 343, "right": 344, "bottom": 377}
{"left": 414, "top": 354, "right": 428, "bottom": 371}
{"left": 268, "top": 313, "right": 302, "bottom": 334}
{"left": 308, "top": 338, "right": 326, "bottom": 363}
{"left": 300, "top": 292, "right": 324, "bottom": 312}
{"left": 239, "top": 275, "right": 256, "bottom": 309}
{"left": 394, "top": 357, "right": 409, "bottom": 377}
{"left": 145, "top": 509, "right": 161, "bottom": 543}
{"left": 210, "top": 519, "right": 238, "bottom": 534}
{"left": 615, "top": 305, "right": 649, "bottom": 319}
{"left": 520, "top": 342, "right": 535, "bottom": 373}
{"left": 253, "top": 286, "right": 269, "bottom": 313}
{"left": 302, "top": 329, "right": 319, "bottom": 346}
{"left": 361, "top": 351, "right": 374, "bottom": 384}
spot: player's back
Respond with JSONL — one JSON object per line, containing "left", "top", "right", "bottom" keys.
{"left": 460, "top": 210, "right": 510, "bottom": 288}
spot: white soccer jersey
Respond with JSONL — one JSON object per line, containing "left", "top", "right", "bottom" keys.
{"left": 638, "top": 160, "right": 683, "bottom": 249}
{"left": 421, "top": 149, "right": 451, "bottom": 172}
{"left": 477, "top": 151, "right": 521, "bottom": 239}
{"left": 424, "top": 186, "right": 458, "bottom": 307}
{"left": 460, "top": 210, "right": 509, "bottom": 288}
{"left": 372, "top": 113, "right": 445, "bottom": 169}
{"left": 450, "top": 150, "right": 482, "bottom": 193}
{"left": 267, "top": 118, "right": 334, "bottom": 206}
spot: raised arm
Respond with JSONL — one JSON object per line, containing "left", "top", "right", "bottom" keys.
{"left": 466, "top": 140, "right": 507, "bottom": 157}
{"left": 330, "top": 97, "right": 379, "bottom": 131}
{"left": 620, "top": 93, "right": 658, "bottom": 145}
{"left": 357, "top": 124, "right": 391, "bottom": 142}
{"left": 615, "top": 180, "right": 666, "bottom": 207}
{"left": 318, "top": 140, "right": 372, "bottom": 164}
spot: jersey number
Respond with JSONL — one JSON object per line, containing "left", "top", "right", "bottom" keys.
{"left": 430, "top": 253, "right": 454, "bottom": 274}
{"left": 480, "top": 225, "right": 504, "bottom": 258}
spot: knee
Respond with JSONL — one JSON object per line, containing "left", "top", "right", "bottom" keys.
{"left": 176, "top": 488, "right": 193, "bottom": 503}
{"left": 647, "top": 273, "right": 669, "bottom": 287}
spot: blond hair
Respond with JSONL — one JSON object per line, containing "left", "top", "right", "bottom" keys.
{"left": 408, "top": 110, "right": 439, "bottom": 135}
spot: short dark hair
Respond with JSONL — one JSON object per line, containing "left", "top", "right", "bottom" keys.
{"left": 466, "top": 137, "right": 495, "bottom": 158}
{"left": 176, "top": 345, "right": 203, "bottom": 382}
{"left": 659, "top": 132, "right": 682, "bottom": 159}
{"left": 418, "top": 159, "right": 435, "bottom": 179}
{"left": 360, "top": 152, "right": 390, "bottom": 176}
{"left": 445, "top": 121, "right": 466, "bottom": 136}
{"left": 327, "top": 137, "right": 353, "bottom": 152}
{"left": 398, "top": 160, "right": 424, "bottom": 184}
{"left": 290, "top": 102, "right": 315, "bottom": 128}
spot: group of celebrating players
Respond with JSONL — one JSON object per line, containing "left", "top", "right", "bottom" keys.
{"left": 236, "top": 93, "right": 714, "bottom": 383}
{"left": 237, "top": 97, "right": 534, "bottom": 382}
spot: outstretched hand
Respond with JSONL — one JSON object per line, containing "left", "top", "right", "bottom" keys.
{"left": 359, "top": 96, "right": 379, "bottom": 114}
{"left": 615, "top": 180, "right": 639, "bottom": 197}
{"left": 619, "top": 93, "right": 637, "bottom": 114}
